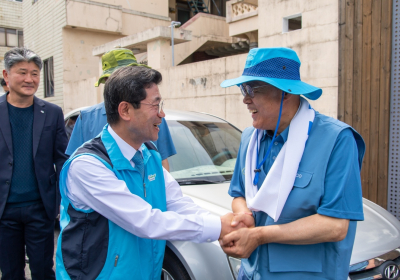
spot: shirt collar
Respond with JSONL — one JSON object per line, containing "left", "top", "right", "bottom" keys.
{"left": 262, "top": 126, "right": 289, "bottom": 143}
{"left": 107, "top": 125, "right": 142, "bottom": 161}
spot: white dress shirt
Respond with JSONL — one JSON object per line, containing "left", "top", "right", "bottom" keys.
{"left": 66, "top": 126, "right": 221, "bottom": 243}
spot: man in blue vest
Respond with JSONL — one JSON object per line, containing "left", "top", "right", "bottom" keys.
{"left": 56, "top": 65, "right": 252, "bottom": 279}
{"left": 219, "top": 48, "right": 365, "bottom": 280}
{"left": 66, "top": 48, "right": 176, "bottom": 171}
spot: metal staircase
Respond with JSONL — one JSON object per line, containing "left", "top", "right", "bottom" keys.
{"left": 187, "top": 0, "right": 210, "bottom": 15}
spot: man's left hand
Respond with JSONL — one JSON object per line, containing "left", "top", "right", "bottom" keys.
{"left": 219, "top": 227, "right": 260, "bottom": 258}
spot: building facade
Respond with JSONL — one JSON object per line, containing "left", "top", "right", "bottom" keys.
{"left": 22, "top": 0, "right": 173, "bottom": 109}
{"left": 0, "top": 0, "right": 23, "bottom": 94}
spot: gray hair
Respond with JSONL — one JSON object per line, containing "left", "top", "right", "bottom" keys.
{"left": 4, "top": 47, "right": 42, "bottom": 72}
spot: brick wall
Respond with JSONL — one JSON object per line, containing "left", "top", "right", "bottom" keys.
{"left": 0, "top": 0, "right": 23, "bottom": 78}
{"left": 23, "top": 0, "right": 66, "bottom": 108}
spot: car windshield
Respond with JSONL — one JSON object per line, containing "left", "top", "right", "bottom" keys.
{"left": 166, "top": 120, "right": 241, "bottom": 185}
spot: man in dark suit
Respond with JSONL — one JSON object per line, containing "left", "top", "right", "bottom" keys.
{"left": 0, "top": 47, "right": 68, "bottom": 279}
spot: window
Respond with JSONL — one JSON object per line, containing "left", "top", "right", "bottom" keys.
{"left": 18, "top": 31, "right": 23, "bottom": 47}
{"left": 176, "top": 1, "right": 191, "bottom": 25}
{"left": 283, "top": 14, "right": 302, "bottom": 33}
{"left": 7, "top": 29, "right": 18, "bottom": 47}
{"left": 0, "top": 29, "right": 5, "bottom": 46}
{"left": 167, "top": 120, "right": 241, "bottom": 183}
{"left": 43, "top": 57, "right": 54, "bottom": 98}
{"left": 0, "top": 28, "right": 23, "bottom": 47}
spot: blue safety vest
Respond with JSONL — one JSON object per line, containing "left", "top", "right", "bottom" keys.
{"left": 56, "top": 126, "right": 167, "bottom": 280}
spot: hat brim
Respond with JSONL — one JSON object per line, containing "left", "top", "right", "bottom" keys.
{"left": 94, "top": 62, "right": 150, "bottom": 87}
{"left": 220, "top": 75, "right": 322, "bottom": 101}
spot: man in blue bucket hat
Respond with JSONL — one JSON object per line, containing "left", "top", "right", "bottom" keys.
{"left": 219, "top": 47, "right": 365, "bottom": 280}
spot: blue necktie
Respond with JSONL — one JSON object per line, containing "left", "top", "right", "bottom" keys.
{"left": 132, "top": 151, "right": 144, "bottom": 179}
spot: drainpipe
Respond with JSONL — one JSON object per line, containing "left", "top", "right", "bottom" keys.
{"left": 169, "top": 21, "right": 181, "bottom": 66}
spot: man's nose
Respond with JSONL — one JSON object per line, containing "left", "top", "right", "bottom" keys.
{"left": 25, "top": 74, "right": 34, "bottom": 83}
{"left": 243, "top": 94, "right": 252, "bottom": 104}
{"left": 158, "top": 108, "right": 166, "bottom": 118}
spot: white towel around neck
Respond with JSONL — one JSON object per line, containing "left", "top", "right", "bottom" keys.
{"left": 245, "top": 97, "right": 315, "bottom": 222}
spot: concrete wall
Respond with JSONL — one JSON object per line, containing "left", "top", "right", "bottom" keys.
{"left": 62, "top": 0, "right": 172, "bottom": 113}
{"left": 0, "top": 0, "right": 23, "bottom": 79}
{"left": 62, "top": 6, "right": 171, "bottom": 113}
{"left": 121, "top": 12, "right": 170, "bottom": 35}
{"left": 65, "top": 0, "right": 170, "bottom": 36}
{"left": 62, "top": 28, "right": 122, "bottom": 113}
{"left": 158, "top": 0, "right": 339, "bottom": 131}
{"left": 159, "top": 53, "right": 253, "bottom": 130}
{"left": 257, "top": 0, "right": 338, "bottom": 118}
{"left": 174, "top": 13, "right": 232, "bottom": 65}
{"left": 93, "top": 0, "right": 168, "bottom": 18}
{"left": 180, "top": 13, "right": 229, "bottom": 37}
{"left": 23, "top": 0, "right": 67, "bottom": 108}
{"left": 0, "top": 0, "right": 23, "bottom": 29}
{"left": 160, "top": 45, "right": 338, "bottom": 131}
{"left": 66, "top": 1, "right": 123, "bottom": 33}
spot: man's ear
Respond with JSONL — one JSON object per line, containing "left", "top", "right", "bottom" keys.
{"left": 283, "top": 92, "right": 299, "bottom": 101}
{"left": 118, "top": 101, "right": 132, "bottom": 121}
{"left": 3, "top": 69, "right": 9, "bottom": 84}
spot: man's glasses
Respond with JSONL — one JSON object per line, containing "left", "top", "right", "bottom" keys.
{"left": 239, "top": 83, "right": 270, "bottom": 98}
{"left": 140, "top": 99, "right": 164, "bottom": 114}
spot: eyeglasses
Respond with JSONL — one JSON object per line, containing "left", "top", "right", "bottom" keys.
{"left": 140, "top": 99, "right": 164, "bottom": 114}
{"left": 239, "top": 83, "right": 270, "bottom": 98}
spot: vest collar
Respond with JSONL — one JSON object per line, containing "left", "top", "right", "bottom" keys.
{"left": 101, "top": 124, "right": 151, "bottom": 170}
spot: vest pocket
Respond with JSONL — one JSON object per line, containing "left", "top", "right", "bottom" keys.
{"left": 267, "top": 242, "right": 323, "bottom": 272}
{"left": 61, "top": 204, "right": 109, "bottom": 280}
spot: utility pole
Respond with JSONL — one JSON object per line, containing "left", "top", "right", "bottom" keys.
{"left": 169, "top": 21, "right": 181, "bottom": 67}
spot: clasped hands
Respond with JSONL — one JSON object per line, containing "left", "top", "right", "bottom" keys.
{"left": 218, "top": 212, "right": 260, "bottom": 259}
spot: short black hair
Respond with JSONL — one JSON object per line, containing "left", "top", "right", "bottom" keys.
{"left": 104, "top": 66, "right": 162, "bottom": 125}
{"left": 0, "top": 78, "right": 6, "bottom": 87}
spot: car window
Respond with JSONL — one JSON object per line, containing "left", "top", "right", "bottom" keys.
{"left": 65, "top": 115, "right": 78, "bottom": 140}
{"left": 166, "top": 120, "right": 241, "bottom": 184}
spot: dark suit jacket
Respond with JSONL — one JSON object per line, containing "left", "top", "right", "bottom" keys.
{"left": 0, "top": 93, "right": 68, "bottom": 220}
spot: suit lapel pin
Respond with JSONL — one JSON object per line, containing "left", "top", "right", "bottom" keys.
{"left": 41, "top": 110, "right": 44, "bottom": 113}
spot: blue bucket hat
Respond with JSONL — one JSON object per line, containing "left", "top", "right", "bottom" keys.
{"left": 220, "top": 47, "right": 322, "bottom": 100}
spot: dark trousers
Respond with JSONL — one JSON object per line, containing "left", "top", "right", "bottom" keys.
{"left": 0, "top": 203, "right": 55, "bottom": 280}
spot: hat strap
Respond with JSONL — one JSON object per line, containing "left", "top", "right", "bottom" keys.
{"left": 253, "top": 91, "right": 284, "bottom": 185}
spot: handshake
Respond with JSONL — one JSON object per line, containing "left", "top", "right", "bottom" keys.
{"left": 219, "top": 212, "right": 255, "bottom": 239}
{"left": 219, "top": 212, "right": 261, "bottom": 258}
{"left": 218, "top": 212, "right": 260, "bottom": 259}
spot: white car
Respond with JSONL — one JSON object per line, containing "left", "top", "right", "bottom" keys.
{"left": 64, "top": 109, "right": 400, "bottom": 280}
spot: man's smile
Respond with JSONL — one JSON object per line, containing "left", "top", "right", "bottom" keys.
{"left": 153, "top": 123, "right": 161, "bottom": 130}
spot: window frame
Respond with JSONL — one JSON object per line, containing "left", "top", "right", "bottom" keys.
{"left": 0, "top": 28, "right": 23, "bottom": 47}
{"left": 282, "top": 14, "right": 302, "bottom": 33}
{"left": 43, "top": 57, "right": 55, "bottom": 98}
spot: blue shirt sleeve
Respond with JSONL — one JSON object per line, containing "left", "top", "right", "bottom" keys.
{"left": 229, "top": 127, "right": 255, "bottom": 198}
{"left": 154, "top": 118, "right": 176, "bottom": 160}
{"left": 317, "top": 128, "right": 364, "bottom": 221}
{"left": 65, "top": 115, "right": 84, "bottom": 156}
{"left": 228, "top": 142, "right": 246, "bottom": 198}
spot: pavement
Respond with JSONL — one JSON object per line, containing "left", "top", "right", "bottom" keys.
{"left": 0, "top": 228, "right": 60, "bottom": 280}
